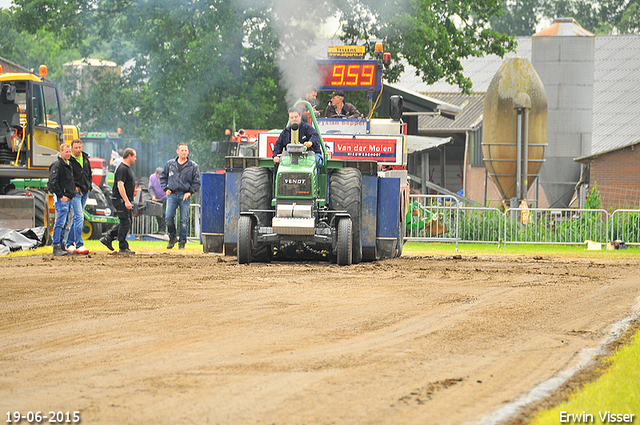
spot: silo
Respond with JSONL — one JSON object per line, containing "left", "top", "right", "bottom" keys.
{"left": 483, "top": 57, "right": 547, "bottom": 203}
{"left": 532, "top": 18, "right": 594, "bottom": 208}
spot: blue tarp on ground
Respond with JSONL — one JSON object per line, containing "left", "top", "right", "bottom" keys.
{"left": 0, "top": 227, "right": 48, "bottom": 256}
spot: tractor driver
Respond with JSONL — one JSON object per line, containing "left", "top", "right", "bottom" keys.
{"left": 272, "top": 107, "right": 324, "bottom": 169}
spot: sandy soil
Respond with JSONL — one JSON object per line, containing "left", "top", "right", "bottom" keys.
{"left": 1, "top": 252, "right": 639, "bottom": 425}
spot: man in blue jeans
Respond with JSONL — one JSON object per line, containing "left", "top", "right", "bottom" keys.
{"left": 48, "top": 143, "right": 75, "bottom": 256}
{"left": 65, "top": 139, "right": 92, "bottom": 254}
{"left": 160, "top": 143, "right": 201, "bottom": 250}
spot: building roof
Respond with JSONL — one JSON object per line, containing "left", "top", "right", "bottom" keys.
{"left": 575, "top": 139, "right": 640, "bottom": 162}
{"left": 395, "top": 34, "right": 640, "bottom": 156}
{"left": 63, "top": 57, "right": 118, "bottom": 68}
{"left": 417, "top": 92, "right": 485, "bottom": 132}
{"left": 385, "top": 83, "right": 461, "bottom": 118}
{"left": 397, "top": 37, "right": 532, "bottom": 94}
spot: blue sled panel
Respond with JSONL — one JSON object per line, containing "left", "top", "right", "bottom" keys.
{"left": 201, "top": 173, "right": 225, "bottom": 234}
{"left": 223, "top": 169, "right": 242, "bottom": 255}
{"left": 361, "top": 174, "right": 378, "bottom": 261}
{"left": 377, "top": 177, "right": 400, "bottom": 259}
{"left": 201, "top": 172, "right": 225, "bottom": 253}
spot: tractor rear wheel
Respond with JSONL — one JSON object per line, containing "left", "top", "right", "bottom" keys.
{"left": 336, "top": 217, "right": 353, "bottom": 266}
{"left": 329, "top": 168, "right": 362, "bottom": 264}
{"left": 237, "top": 215, "right": 253, "bottom": 264}
{"left": 239, "top": 167, "right": 272, "bottom": 262}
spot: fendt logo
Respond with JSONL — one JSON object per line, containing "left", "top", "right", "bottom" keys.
{"left": 284, "top": 178, "right": 306, "bottom": 185}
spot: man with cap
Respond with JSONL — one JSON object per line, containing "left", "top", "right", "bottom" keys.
{"left": 324, "top": 90, "right": 361, "bottom": 118}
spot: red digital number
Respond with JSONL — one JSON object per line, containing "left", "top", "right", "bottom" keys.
{"left": 346, "top": 65, "right": 360, "bottom": 86}
{"left": 331, "top": 65, "right": 345, "bottom": 86}
{"left": 361, "top": 64, "right": 375, "bottom": 86}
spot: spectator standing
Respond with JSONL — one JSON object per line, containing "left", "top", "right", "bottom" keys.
{"left": 48, "top": 143, "right": 75, "bottom": 256}
{"left": 299, "top": 85, "right": 320, "bottom": 122}
{"left": 100, "top": 148, "right": 137, "bottom": 254}
{"left": 160, "top": 143, "right": 201, "bottom": 250}
{"left": 65, "top": 139, "right": 92, "bottom": 255}
{"left": 148, "top": 167, "right": 167, "bottom": 234}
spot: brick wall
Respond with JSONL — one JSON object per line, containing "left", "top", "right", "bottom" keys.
{"left": 590, "top": 144, "right": 640, "bottom": 210}
{"left": 0, "top": 57, "right": 29, "bottom": 73}
{"left": 465, "top": 164, "right": 549, "bottom": 208}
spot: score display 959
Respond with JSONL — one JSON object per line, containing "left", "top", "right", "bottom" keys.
{"left": 316, "top": 60, "right": 381, "bottom": 91}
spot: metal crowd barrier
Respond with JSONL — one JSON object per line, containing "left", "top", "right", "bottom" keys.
{"left": 610, "top": 209, "right": 640, "bottom": 246}
{"left": 131, "top": 203, "right": 201, "bottom": 240}
{"left": 406, "top": 194, "right": 640, "bottom": 246}
{"left": 128, "top": 196, "right": 640, "bottom": 247}
{"left": 502, "top": 208, "right": 609, "bottom": 245}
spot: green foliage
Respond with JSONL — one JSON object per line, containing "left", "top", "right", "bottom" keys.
{"left": 539, "top": 0, "right": 640, "bottom": 34}
{"left": 457, "top": 209, "right": 502, "bottom": 242}
{"left": 491, "top": 0, "right": 640, "bottom": 36}
{"left": 585, "top": 183, "right": 602, "bottom": 210}
{"left": 337, "top": 0, "right": 516, "bottom": 93}
{"left": 0, "top": 13, "right": 80, "bottom": 81}
{"left": 489, "top": 0, "right": 541, "bottom": 36}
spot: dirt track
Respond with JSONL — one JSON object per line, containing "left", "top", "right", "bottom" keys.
{"left": 1, "top": 252, "right": 639, "bottom": 425}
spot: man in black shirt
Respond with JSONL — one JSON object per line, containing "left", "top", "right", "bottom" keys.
{"left": 100, "top": 148, "right": 137, "bottom": 254}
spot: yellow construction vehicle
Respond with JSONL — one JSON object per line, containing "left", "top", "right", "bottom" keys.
{"left": 0, "top": 64, "right": 78, "bottom": 233}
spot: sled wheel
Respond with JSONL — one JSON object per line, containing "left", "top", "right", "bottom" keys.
{"left": 237, "top": 215, "right": 253, "bottom": 264}
{"left": 336, "top": 217, "right": 353, "bottom": 266}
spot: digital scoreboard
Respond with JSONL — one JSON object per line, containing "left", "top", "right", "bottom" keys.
{"left": 316, "top": 59, "right": 381, "bottom": 91}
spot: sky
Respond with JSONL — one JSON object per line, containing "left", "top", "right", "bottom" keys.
{"left": 0, "top": 0, "right": 12, "bottom": 8}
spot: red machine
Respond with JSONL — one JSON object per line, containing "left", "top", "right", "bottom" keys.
{"left": 89, "top": 157, "right": 108, "bottom": 186}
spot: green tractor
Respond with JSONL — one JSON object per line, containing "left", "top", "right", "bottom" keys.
{"left": 237, "top": 101, "right": 362, "bottom": 266}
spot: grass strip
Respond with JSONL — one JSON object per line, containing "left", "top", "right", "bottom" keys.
{"left": 4, "top": 240, "right": 640, "bottom": 258}
{"left": 402, "top": 242, "right": 640, "bottom": 258}
{"left": 529, "top": 328, "right": 640, "bottom": 425}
